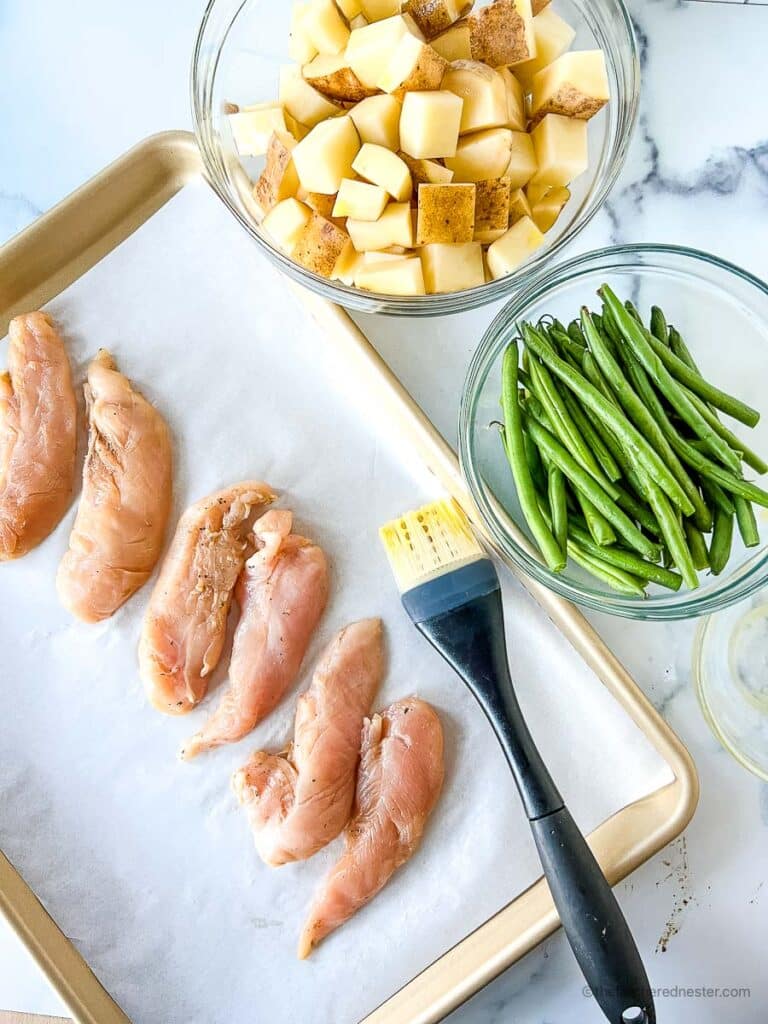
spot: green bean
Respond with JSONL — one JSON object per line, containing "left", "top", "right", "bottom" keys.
{"left": 624, "top": 299, "right": 643, "bottom": 324}
{"left": 567, "top": 525, "right": 683, "bottom": 591}
{"left": 567, "top": 540, "right": 647, "bottom": 596}
{"left": 668, "top": 326, "right": 695, "bottom": 369}
{"left": 684, "top": 520, "right": 710, "bottom": 571}
{"left": 640, "top": 473, "right": 700, "bottom": 589}
{"left": 650, "top": 306, "right": 669, "bottom": 345}
{"left": 734, "top": 496, "right": 760, "bottom": 548}
{"left": 560, "top": 386, "right": 622, "bottom": 482}
{"left": 522, "top": 425, "right": 547, "bottom": 494}
{"left": 684, "top": 387, "right": 768, "bottom": 475}
{"left": 521, "top": 323, "right": 694, "bottom": 513}
{"left": 527, "top": 358, "right": 618, "bottom": 494}
{"left": 567, "top": 320, "right": 587, "bottom": 346}
{"left": 701, "top": 477, "right": 735, "bottom": 516}
{"left": 523, "top": 413, "right": 661, "bottom": 560}
{"left": 582, "top": 311, "right": 706, "bottom": 526}
{"left": 599, "top": 287, "right": 743, "bottom": 471}
{"left": 501, "top": 343, "right": 566, "bottom": 571}
{"left": 604, "top": 288, "right": 760, "bottom": 428}
{"left": 709, "top": 507, "right": 734, "bottom": 575}
{"left": 582, "top": 350, "right": 615, "bottom": 402}
{"left": 549, "top": 327, "right": 587, "bottom": 367}
{"left": 548, "top": 466, "right": 568, "bottom": 553}
{"left": 574, "top": 488, "right": 616, "bottom": 546}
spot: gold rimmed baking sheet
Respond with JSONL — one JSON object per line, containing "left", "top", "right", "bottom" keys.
{"left": 0, "top": 131, "right": 698, "bottom": 1024}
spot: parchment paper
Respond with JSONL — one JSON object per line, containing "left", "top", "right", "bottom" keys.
{"left": 0, "top": 184, "right": 672, "bottom": 1024}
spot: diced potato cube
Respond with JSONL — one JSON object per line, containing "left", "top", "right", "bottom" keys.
{"left": 445, "top": 128, "right": 514, "bottom": 183}
{"left": 347, "top": 202, "right": 415, "bottom": 250}
{"left": 302, "top": 53, "right": 377, "bottom": 102}
{"left": 279, "top": 65, "right": 342, "bottom": 127}
{"left": 333, "top": 178, "right": 389, "bottom": 220}
{"left": 400, "top": 153, "right": 455, "bottom": 185}
{"left": 355, "top": 257, "right": 426, "bottom": 296}
{"left": 530, "top": 50, "right": 610, "bottom": 124}
{"left": 353, "top": 143, "right": 413, "bottom": 201}
{"left": 531, "top": 186, "right": 570, "bottom": 231}
{"left": 303, "top": 0, "right": 350, "bottom": 55}
{"left": 442, "top": 61, "right": 508, "bottom": 135}
{"left": 293, "top": 212, "right": 351, "bottom": 276}
{"left": 406, "top": 0, "right": 468, "bottom": 39}
{"left": 468, "top": 0, "right": 535, "bottom": 68}
{"left": 486, "top": 215, "right": 545, "bottom": 279}
{"left": 379, "top": 35, "right": 448, "bottom": 93}
{"left": 262, "top": 198, "right": 313, "bottom": 253}
{"left": 474, "top": 177, "right": 511, "bottom": 242}
{"left": 504, "top": 131, "right": 538, "bottom": 188}
{"left": 304, "top": 191, "right": 343, "bottom": 223}
{"left": 497, "top": 67, "right": 525, "bottom": 131}
{"left": 337, "top": 0, "right": 363, "bottom": 18}
{"left": 416, "top": 182, "right": 476, "bottom": 244}
{"left": 361, "top": 0, "right": 401, "bottom": 20}
{"left": 229, "top": 106, "right": 287, "bottom": 157}
{"left": 360, "top": 251, "right": 406, "bottom": 265}
{"left": 253, "top": 132, "right": 300, "bottom": 214}
{"left": 332, "top": 239, "right": 363, "bottom": 284}
{"left": 349, "top": 94, "right": 402, "bottom": 150}
{"left": 289, "top": 4, "right": 318, "bottom": 64}
{"left": 421, "top": 242, "right": 485, "bottom": 293}
{"left": 350, "top": 14, "right": 368, "bottom": 28}
{"left": 399, "top": 90, "right": 463, "bottom": 159}
{"left": 514, "top": 7, "right": 576, "bottom": 89}
{"left": 509, "top": 187, "right": 532, "bottom": 223}
{"left": 530, "top": 113, "right": 587, "bottom": 186}
{"left": 346, "top": 15, "right": 413, "bottom": 88}
{"left": 431, "top": 20, "right": 472, "bottom": 61}
{"left": 292, "top": 115, "right": 361, "bottom": 193}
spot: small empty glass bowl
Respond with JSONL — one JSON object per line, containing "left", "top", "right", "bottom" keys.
{"left": 191, "top": 0, "right": 639, "bottom": 316}
{"left": 694, "top": 592, "right": 768, "bottom": 780}
{"left": 459, "top": 244, "right": 768, "bottom": 620}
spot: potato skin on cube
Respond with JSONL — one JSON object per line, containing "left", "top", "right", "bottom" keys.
{"left": 253, "top": 131, "right": 299, "bottom": 214}
{"left": 529, "top": 50, "right": 610, "bottom": 125}
{"left": 399, "top": 90, "right": 464, "bottom": 159}
{"left": 474, "top": 177, "right": 511, "bottom": 242}
{"left": 486, "top": 214, "right": 545, "bottom": 278}
{"left": 468, "top": 0, "right": 536, "bottom": 68}
{"left": 416, "top": 182, "right": 476, "bottom": 244}
{"left": 382, "top": 36, "right": 448, "bottom": 94}
{"left": 532, "top": 0, "right": 551, "bottom": 13}
{"left": 292, "top": 115, "right": 361, "bottom": 194}
{"left": 406, "top": 0, "right": 473, "bottom": 40}
{"left": 421, "top": 241, "right": 485, "bottom": 292}
{"left": 292, "top": 212, "right": 350, "bottom": 276}
{"left": 302, "top": 53, "right": 378, "bottom": 102}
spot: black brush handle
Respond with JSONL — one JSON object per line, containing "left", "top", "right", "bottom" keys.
{"left": 405, "top": 566, "right": 654, "bottom": 1024}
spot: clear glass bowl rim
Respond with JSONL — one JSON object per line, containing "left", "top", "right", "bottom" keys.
{"left": 190, "top": 0, "right": 640, "bottom": 317}
{"left": 459, "top": 242, "right": 768, "bottom": 621}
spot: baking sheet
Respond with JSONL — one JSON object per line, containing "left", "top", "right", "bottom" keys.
{"left": 0, "top": 184, "right": 672, "bottom": 1024}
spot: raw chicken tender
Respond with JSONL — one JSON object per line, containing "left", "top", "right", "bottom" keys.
{"left": 181, "top": 510, "right": 329, "bottom": 759}
{"left": 57, "top": 350, "right": 173, "bottom": 622}
{"left": 232, "top": 618, "right": 384, "bottom": 866}
{"left": 298, "top": 697, "right": 444, "bottom": 958}
{"left": 0, "top": 312, "right": 77, "bottom": 560}
{"left": 139, "top": 481, "right": 275, "bottom": 715}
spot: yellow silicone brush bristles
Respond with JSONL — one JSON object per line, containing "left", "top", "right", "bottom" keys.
{"left": 379, "top": 498, "right": 484, "bottom": 593}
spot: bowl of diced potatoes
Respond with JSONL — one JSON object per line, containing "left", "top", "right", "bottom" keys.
{"left": 192, "top": 0, "right": 639, "bottom": 314}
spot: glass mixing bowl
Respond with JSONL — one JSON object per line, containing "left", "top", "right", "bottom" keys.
{"left": 191, "top": 0, "right": 639, "bottom": 316}
{"left": 459, "top": 245, "right": 768, "bottom": 620}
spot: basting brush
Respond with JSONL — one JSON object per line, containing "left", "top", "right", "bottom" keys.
{"left": 380, "top": 498, "right": 655, "bottom": 1024}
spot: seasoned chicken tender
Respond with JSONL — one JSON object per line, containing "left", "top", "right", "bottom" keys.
{"left": 298, "top": 697, "right": 444, "bottom": 958}
{"left": 57, "top": 350, "right": 173, "bottom": 622}
{"left": 181, "top": 510, "right": 329, "bottom": 759}
{"left": 232, "top": 618, "right": 384, "bottom": 866}
{"left": 0, "top": 313, "right": 77, "bottom": 560}
{"left": 139, "top": 481, "right": 276, "bottom": 715}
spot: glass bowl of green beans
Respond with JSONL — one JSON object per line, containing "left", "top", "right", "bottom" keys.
{"left": 459, "top": 244, "right": 768, "bottom": 620}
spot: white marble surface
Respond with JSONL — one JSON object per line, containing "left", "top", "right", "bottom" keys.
{"left": 1, "top": 1, "right": 767, "bottom": 1022}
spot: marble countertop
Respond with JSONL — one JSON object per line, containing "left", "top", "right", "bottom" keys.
{"left": 1, "top": 1, "right": 767, "bottom": 1022}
